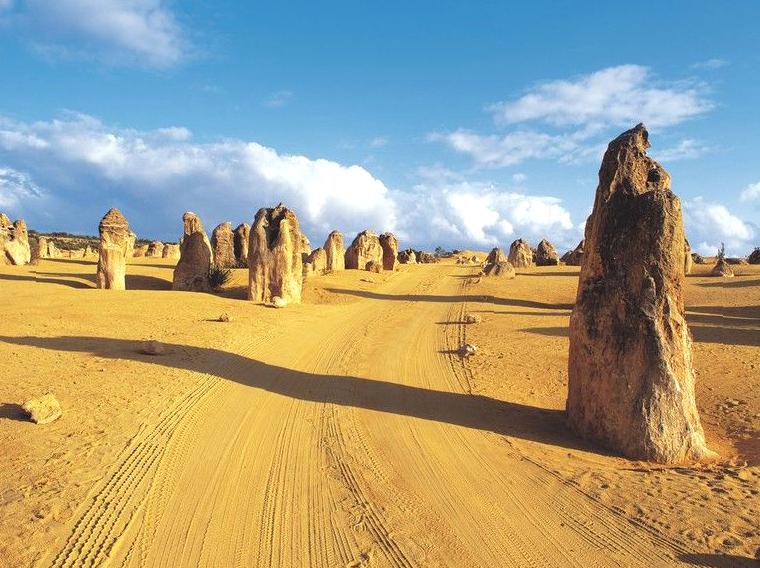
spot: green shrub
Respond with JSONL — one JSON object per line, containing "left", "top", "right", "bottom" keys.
{"left": 208, "top": 266, "right": 232, "bottom": 290}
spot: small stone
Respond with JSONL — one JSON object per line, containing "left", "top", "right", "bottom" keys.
{"left": 22, "top": 393, "right": 62, "bottom": 424}
{"left": 458, "top": 344, "right": 477, "bottom": 357}
{"left": 218, "top": 313, "right": 231, "bottom": 322}
{"left": 463, "top": 313, "right": 482, "bottom": 324}
{"left": 140, "top": 340, "right": 166, "bottom": 355}
{"left": 272, "top": 296, "right": 288, "bottom": 309}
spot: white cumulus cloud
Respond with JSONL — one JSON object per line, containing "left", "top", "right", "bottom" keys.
{"left": 683, "top": 197, "right": 756, "bottom": 256}
{"left": 0, "top": 112, "right": 397, "bottom": 242}
{"left": 7, "top": 0, "right": 187, "bottom": 67}
{"left": 740, "top": 182, "right": 760, "bottom": 202}
{"left": 489, "top": 65, "right": 712, "bottom": 129}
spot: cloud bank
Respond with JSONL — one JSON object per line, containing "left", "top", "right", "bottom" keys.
{"left": 0, "top": 112, "right": 754, "bottom": 256}
{"left": 435, "top": 65, "right": 713, "bottom": 169}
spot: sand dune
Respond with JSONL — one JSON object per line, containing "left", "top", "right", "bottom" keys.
{"left": 0, "top": 257, "right": 758, "bottom": 566}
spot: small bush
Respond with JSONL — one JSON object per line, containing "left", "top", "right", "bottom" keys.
{"left": 717, "top": 242, "right": 726, "bottom": 260}
{"left": 208, "top": 266, "right": 232, "bottom": 290}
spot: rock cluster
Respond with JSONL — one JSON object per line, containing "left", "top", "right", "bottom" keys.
{"left": 481, "top": 247, "right": 515, "bottom": 278}
{"left": 345, "top": 230, "right": 383, "bottom": 271}
{"left": 416, "top": 251, "right": 436, "bottom": 264}
{"left": 398, "top": 249, "right": 417, "bottom": 264}
{"left": 535, "top": 239, "right": 560, "bottom": 266}
{"left": 1, "top": 213, "right": 31, "bottom": 265}
{"left": 212, "top": 222, "right": 236, "bottom": 268}
{"left": 561, "top": 240, "right": 585, "bottom": 266}
{"left": 173, "top": 212, "right": 213, "bottom": 291}
{"left": 96, "top": 208, "right": 131, "bottom": 290}
{"left": 248, "top": 204, "right": 304, "bottom": 304}
{"left": 508, "top": 239, "right": 534, "bottom": 268}
{"left": 567, "top": 123, "right": 711, "bottom": 464}
{"left": 365, "top": 260, "right": 382, "bottom": 273}
{"left": 323, "top": 230, "right": 345, "bottom": 272}
{"left": 133, "top": 244, "right": 149, "bottom": 257}
{"left": 234, "top": 223, "right": 250, "bottom": 267}
{"left": 379, "top": 232, "right": 399, "bottom": 271}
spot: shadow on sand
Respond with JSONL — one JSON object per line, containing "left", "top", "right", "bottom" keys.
{"left": 325, "top": 288, "right": 573, "bottom": 311}
{"left": 0, "top": 335, "right": 598, "bottom": 453}
{"left": 677, "top": 553, "right": 759, "bottom": 567}
{"left": 0, "top": 272, "right": 171, "bottom": 291}
{"left": 0, "top": 402, "right": 28, "bottom": 422}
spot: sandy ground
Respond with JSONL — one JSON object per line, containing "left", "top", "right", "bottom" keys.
{"left": 0, "top": 256, "right": 758, "bottom": 567}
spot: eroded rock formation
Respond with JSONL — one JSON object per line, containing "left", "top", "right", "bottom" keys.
{"left": 710, "top": 258, "right": 734, "bottom": 277}
{"left": 162, "top": 243, "right": 180, "bottom": 259}
{"left": 482, "top": 261, "right": 515, "bottom": 279}
{"left": 561, "top": 240, "right": 585, "bottom": 266}
{"left": 248, "top": 204, "right": 303, "bottom": 304}
{"left": 323, "top": 230, "right": 345, "bottom": 272}
{"left": 749, "top": 248, "right": 760, "bottom": 265}
{"left": 684, "top": 239, "right": 693, "bottom": 275}
{"left": 398, "top": 249, "right": 417, "bottom": 264}
{"left": 96, "top": 208, "right": 131, "bottom": 290}
{"left": 234, "top": 223, "right": 250, "bottom": 267}
{"left": 379, "top": 232, "right": 399, "bottom": 271}
{"left": 567, "top": 123, "right": 711, "bottom": 464}
{"left": 304, "top": 247, "right": 327, "bottom": 277}
{"left": 146, "top": 241, "right": 164, "bottom": 257}
{"left": 172, "top": 212, "right": 213, "bottom": 291}
{"left": 1, "top": 214, "right": 31, "bottom": 265}
{"left": 212, "top": 222, "right": 235, "bottom": 268}
{"left": 345, "top": 230, "right": 383, "bottom": 270}
{"left": 535, "top": 239, "right": 560, "bottom": 266}
{"left": 508, "top": 239, "right": 534, "bottom": 269}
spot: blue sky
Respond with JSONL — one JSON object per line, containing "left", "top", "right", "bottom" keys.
{"left": 0, "top": 1, "right": 758, "bottom": 255}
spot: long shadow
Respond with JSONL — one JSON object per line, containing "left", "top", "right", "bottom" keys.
{"left": 687, "top": 305, "right": 760, "bottom": 320}
{"left": 0, "top": 272, "right": 93, "bottom": 289}
{"left": 697, "top": 278, "right": 760, "bottom": 289}
{"left": 677, "top": 553, "right": 758, "bottom": 567}
{"left": 520, "top": 326, "right": 569, "bottom": 338}
{"left": 0, "top": 402, "right": 28, "bottom": 422}
{"left": 520, "top": 271, "right": 579, "bottom": 277}
{"left": 0, "top": 335, "right": 594, "bottom": 453}
{"left": 42, "top": 258, "right": 96, "bottom": 266}
{"left": 326, "top": 288, "right": 573, "bottom": 310}
{"left": 689, "top": 326, "right": 760, "bottom": 347}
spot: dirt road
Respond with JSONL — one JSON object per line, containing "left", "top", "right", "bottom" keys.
{"left": 1, "top": 258, "right": 758, "bottom": 566}
{"left": 15, "top": 261, "right": 723, "bottom": 568}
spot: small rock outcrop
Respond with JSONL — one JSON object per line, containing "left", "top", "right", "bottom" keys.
{"left": 508, "top": 239, "right": 534, "bottom": 268}
{"left": 304, "top": 247, "right": 327, "bottom": 277}
{"left": 417, "top": 251, "right": 436, "bottom": 264}
{"left": 172, "top": 212, "right": 213, "bottom": 291}
{"left": 684, "top": 239, "right": 693, "bottom": 275}
{"left": 749, "top": 248, "right": 760, "bottom": 265}
{"left": 22, "top": 393, "right": 62, "bottom": 424}
{"left": 535, "top": 239, "right": 560, "bottom": 266}
{"left": 248, "top": 204, "right": 304, "bottom": 304}
{"left": 567, "top": 123, "right": 711, "bottom": 464}
{"left": 482, "top": 261, "right": 515, "bottom": 279}
{"left": 1, "top": 215, "right": 31, "bottom": 265}
{"left": 366, "top": 260, "right": 382, "bottom": 273}
{"left": 323, "top": 230, "right": 345, "bottom": 272}
{"left": 96, "top": 208, "right": 131, "bottom": 290}
{"left": 234, "top": 223, "right": 250, "bottom": 267}
{"left": 561, "top": 240, "right": 585, "bottom": 266}
{"left": 211, "top": 222, "right": 235, "bottom": 268}
{"left": 162, "top": 243, "right": 180, "bottom": 259}
{"left": 486, "top": 247, "right": 505, "bottom": 265}
{"left": 133, "top": 244, "right": 148, "bottom": 257}
{"left": 345, "top": 230, "right": 383, "bottom": 270}
{"left": 710, "top": 258, "right": 735, "bottom": 277}
{"left": 398, "top": 249, "right": 417, "bottom": 264}
{"left": 146, "top": 241, "right": 164, "bottom": 258}
{"left": 379, "top": 232, "right": 399, "bottom": 271}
